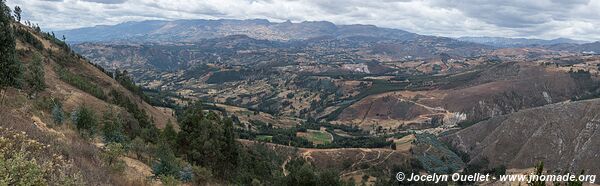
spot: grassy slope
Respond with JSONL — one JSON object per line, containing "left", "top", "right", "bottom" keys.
{"left": 1, "top": 23, "right": 175, "bottom": 185}
{"left": 22, "top": 24, "right": 176, "bottom": 128}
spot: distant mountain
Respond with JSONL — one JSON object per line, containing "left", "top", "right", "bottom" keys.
{"left": 73, "top": 32, "right": 493, "bottom": 73}
{"left": 544, "top": 41, "right": 600, "bottom": 54}
{"left": 56, "top": 19, "right": 420, "bottom": 43}
{"left": 457, "top": 36, "right": 588, "bottom": 47}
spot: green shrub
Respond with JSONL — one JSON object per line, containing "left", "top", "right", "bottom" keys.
{"left": 101, "top": 142, "right": 126, "bottom": 172}
{"left": 51, "top": 101, "right": 64, "bottom": 125}
{"left": 152, "top": 143, "right": 181, "bottom": 179}
{"left": 192, "top": 165, "right": 213, "bottom": 184}
{"left": 73, "top": 105, "right": 99, "bottom": 138}
{"left": 26, "top": 52, "right": 45, "bottom": 94}
{"left": 101, "top": 109, "right": 128, "bottom": 143}
{"left": 0, "top": 151, "right": 46, "bottom": 185}
{"left": 160, "top": 175, "right": 181, "bottom": 186}
{"left": 0, "top": 127, "right": 84, "bottom": 185}
{"left": 129, "top": 137, "right": 148, "bottom": 160}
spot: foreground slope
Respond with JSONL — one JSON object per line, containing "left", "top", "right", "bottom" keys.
{"left": 14, "top": 24, "right": 176, "bottom": 128}
{"left": 239, "top": 132, "right": 465, "bottom": 185}
{"left": 2, "top": 20, "right": 175, "bottom": 184}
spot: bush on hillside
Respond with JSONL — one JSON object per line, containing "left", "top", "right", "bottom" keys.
{"left": 26, "top": 52, "right": 45, "bottom": 94}
{"left": 73, "top": 105, "right": 99, "bottom": 138}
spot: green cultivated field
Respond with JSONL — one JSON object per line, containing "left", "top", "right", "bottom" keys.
{"left": 256, "top": 135, "right": 273, "bottom": 142}
{"left": 298, "top": 130, "right": 333, "bottom": 145}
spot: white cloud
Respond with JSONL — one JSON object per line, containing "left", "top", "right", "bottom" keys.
{"left": 6, "top": 0, "right": 600, "bottom": 41}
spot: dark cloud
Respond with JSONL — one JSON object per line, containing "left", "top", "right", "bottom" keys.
{"left": 5, "top": 0, "right": 600, "bottom": 41}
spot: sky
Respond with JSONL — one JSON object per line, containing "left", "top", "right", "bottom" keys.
{"left": 6, "top": 0, "right": 600, "bottom": 41}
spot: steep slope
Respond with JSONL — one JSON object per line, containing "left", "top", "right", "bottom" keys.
{"left": 2, "top": 21, "right": 175, "bottom": 184}
{"left": 14, "top": 25, "right": 176, "bottom": 128}
{"left": 337, "top": 61, "right": 597, "bottom": 130}
{"left": 442, "top": 98, "right": 600, "bottom": 175}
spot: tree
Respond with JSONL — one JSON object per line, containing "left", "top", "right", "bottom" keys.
{"left": 101, "top": 108, "right": 128, "bottom": 143}
{"left": 318, "top": 171, "right": 342, "bottom": 186}
{"left": 140, "top": 125, "right": 160, "bottom": 144}
{"left": 101, "top": 142, "right": 125, "bottom": 172}
{"left": 528, "top": 161, "right": 545, "bottom": 186}
{"left": 26, "top": 52, "right": 45, "bottom": 94}
{"left": 152, "top": 142, "right": 181, "bottom": 178}
{"left": 221, "top": 118, "right": 239, "bottom": 173}
{"left": 0, "top": 0, "right": 23, "bottom": 88}
{"left": 13, "top": 6, "right": 20, "bottom": 22}
{"left": 177, "top": 101, "right": 239, "bottom": 178}
{"left": 192, "top": 166, "right": 213, "bottom": 185}
{"left": 286, "top": 164, "right": 317, "bottom": 186}
{"left": 129, "top": 137, "right": 149, "bottom": 161}
{"left": 52, "top": 100, "right": 64, "bottom": 125}
{"left": 73, "top": 105, "right": 98, "bottom": 138}
{"left": 160, "top": 120, "right": 177, "bottom": 147}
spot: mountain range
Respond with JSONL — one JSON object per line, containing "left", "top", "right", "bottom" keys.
{"left": 57, "top": 19, "right": 596, "bottom": 49}
{"left": 56, "top": 19, "right": 420, "bottom": 43}
{"left": 457, "top": 36, "right": 589, "bottom": 47}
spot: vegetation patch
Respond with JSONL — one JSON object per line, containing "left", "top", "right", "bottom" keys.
{"left": 0, "top": 127, "right": 84, "bottom": 185}
{"left": 55, "top": 66, "right": 107, "bottom": 100}
{"left": 296, "top": 129, "right": 333, "bottom": 145}
{"left": 255, "top": 135, "right": 273, "bottom": 142}
{"left": 411, "top": 133, "right": 465, "bottom": 174}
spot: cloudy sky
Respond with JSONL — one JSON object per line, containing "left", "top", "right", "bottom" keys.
{"left": 6, "top": 0, "right": 600, "bottom": 41}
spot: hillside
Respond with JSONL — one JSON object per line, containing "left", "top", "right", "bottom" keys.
{"left": 442, "top": 98, "right": 600, "bottom": 175}
{"left": 12, "top": 23, "right": 176, "bottom": 128}
{"left": 336, "top": 60, "right": 600, "bottom": 130}
{"left": 238, "top": 132, "right": 465, "bottom": 185}
{"left": 1, "top": 16, "right": 175, "bottom": 185}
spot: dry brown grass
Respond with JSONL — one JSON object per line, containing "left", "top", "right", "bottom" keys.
{"left": 0, "top": 87, "right": 156, "bottom": 185}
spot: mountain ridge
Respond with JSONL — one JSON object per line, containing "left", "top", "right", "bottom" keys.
{"left": 458, "top": 36, "right": 589, "bottom": 47}
{"left": 55, "top": 19, "right": 420, "bottom": 43}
